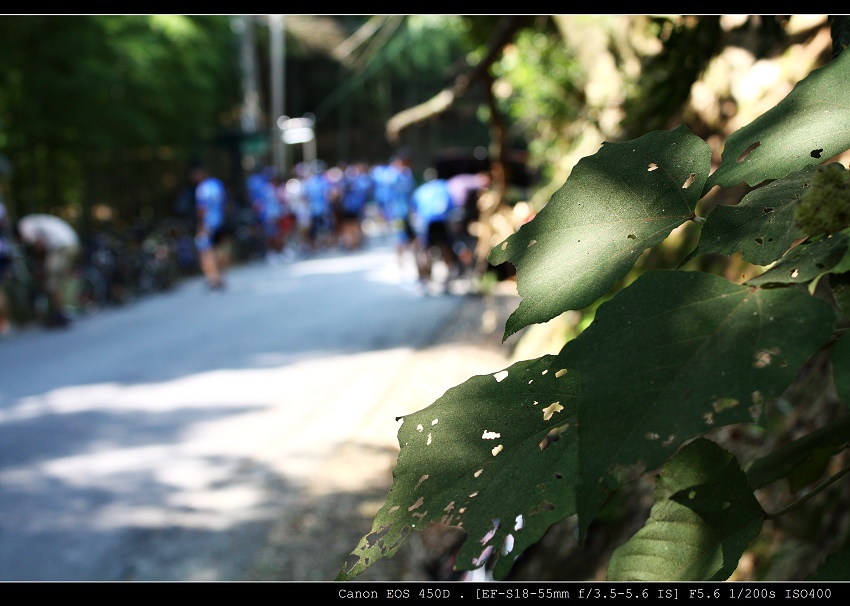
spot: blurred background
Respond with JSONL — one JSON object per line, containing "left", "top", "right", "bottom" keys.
{"left": 0, "top": 15, "right": 846, "bottom": 582}
{"left": 0, "top": 15, "right": 839, "bottom": 270}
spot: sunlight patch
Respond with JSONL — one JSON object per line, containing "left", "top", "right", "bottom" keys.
{"left": 713, "top": 398, "right": 739, "bottom": 412}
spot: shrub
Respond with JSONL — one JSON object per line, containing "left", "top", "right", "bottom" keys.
{"left": 337, "top": 42, "right": 850, "bottom": 582}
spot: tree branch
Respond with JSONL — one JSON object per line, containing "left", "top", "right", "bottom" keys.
{"left": 385, "top": 16, "right": 528, "bottom": 143}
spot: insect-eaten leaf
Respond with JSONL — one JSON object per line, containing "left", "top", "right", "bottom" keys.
{"left": 563, "top": 269, "right": 834, "bottom": 538}
{"left": 607, "top": 438, "right": 764, "bottom": 581}
{"left": 746, "top": 231, "right": 849, "bottom": 288}
{"left": 336, "top": 355, "right": 582, "bottom": 581}
{"left": 691, "top": 166, "right": 816, "bottom": 266}
{"left": 489, "top": 125, "right": 710, "bottom": 340}
{"left": 702, "top": 48, "right": 850, "bottom": 194}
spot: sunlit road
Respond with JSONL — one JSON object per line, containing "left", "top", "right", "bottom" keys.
{"left": 0, "top": 240, "right": 479, "bottom": 581}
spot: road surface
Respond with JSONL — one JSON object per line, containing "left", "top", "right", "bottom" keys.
{"left": 0, "top": 241, "right": 521, "bottom": 580}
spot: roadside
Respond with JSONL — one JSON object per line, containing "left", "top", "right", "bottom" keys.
{"left": 248, "top": 282, "right": 531, "bottom": 581}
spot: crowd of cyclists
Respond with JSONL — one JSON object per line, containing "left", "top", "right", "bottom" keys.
{"left": 239, "top": 153, "right": 492, "bottom": 294}
{"left": 0, "top": 151, "right": 494, "bottom": 334}
{"left": 253, "top": 154, "right": 491, "bottom": 287}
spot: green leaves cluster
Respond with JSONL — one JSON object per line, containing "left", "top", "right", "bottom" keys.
{"left": 0, "top": 15, "right": 241, "bottom": 214}
{"left": 338, "top": 40, "right": 850, "bottom": 582}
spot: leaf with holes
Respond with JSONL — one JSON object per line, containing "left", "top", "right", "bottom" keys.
{"left": 488, "top": 125, "right": 710, "bottom": 340}
{"left": 702, "top": 49, "right": 850, "bottom": 194}
{"left": 746, "top": 232, "right": 849, "bottom": 287}
{"left": 691, "top": 166, "right": 815, "bottom": 266}
{"left": 335, "top": 355, "right": 582, "bottom": 581}
{"left": 606, "top": 438, "right": 764, "bottom": 581}
{"left": 568, "top": 270, "right": 835, "bottom": 537}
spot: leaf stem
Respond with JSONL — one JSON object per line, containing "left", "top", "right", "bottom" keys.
{"left": 691, "top": 215, "right": 706, "bottom": 224}
{"left": 765, "top": 462, "right": 850, "bottom": 520}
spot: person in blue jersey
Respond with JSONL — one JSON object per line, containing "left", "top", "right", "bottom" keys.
{"left": 247, "top": 166, "right": 283, "bottom": 262}
{"left": 339, "top": 162, "right": 373, "bottom": 251}
{"left": 303, "top": 165, "right": 333, "bottom": 252}
{"left": 191, "top": 164, "right": 229, "bottom": 290}
{"left": 373, "top": 154, "right": 416, "bottom": 267}
{"left": 0, "top": 197, "right": 10, "bottom": 334}
{"left": 410, "top": 169, "right": 455, "bottom": 291}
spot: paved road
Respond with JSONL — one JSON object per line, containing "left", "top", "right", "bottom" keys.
{"left": 0, "top": 241, "right": 520, "bottom": 581}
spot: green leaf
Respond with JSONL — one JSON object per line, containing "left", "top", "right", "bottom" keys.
{"left": 832, "top": 333, "right": 850, "bottom": 409}
{"left": 746, "top": 232, "right": 850, "bottom": 287}
{"left": 744, "top": 415, "right": 850, "bottom": 489}
{"left": 488, "top": 125, "right": 710, "bottom": 340}
{"left": 807, "top": 546, "right": 850, "bottom": 580}
{"left": 830, "top": 271, "right": 850, "bottom": 320}
{"left": 786, "top": 446, "right": 834, "bottom": 494}
{"left": 606, "top": 438, "right": 764, "bottom": 581}
{"left": 570, "top": 270, "right": 835, "bottom": 537}
{"left": 702, "top": 49, "right": 850, "bottom": 194}
{"left": 336, "top": 355, "right": 582, "bottom": 581}
{"left": 692, "top": 166, "right": 814, "bottom": 266}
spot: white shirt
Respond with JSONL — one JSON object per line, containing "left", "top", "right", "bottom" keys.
{"left": 17, "top": 214, "right": 80, "bottom": 250}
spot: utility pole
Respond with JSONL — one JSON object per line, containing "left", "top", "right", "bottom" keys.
{"left": 238, "top": 16, "right": 260, "bottom": 136}
{"left": 269, "top": 15, "right": 286, "bottom": 176}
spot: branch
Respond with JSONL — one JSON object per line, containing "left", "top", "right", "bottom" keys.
{"left": 765, "top": 460, "right": 850, "bottom": 520}
{"left": 332, "top": 16, "right": 389, "bottom": 66}
{"left": 385, "top": 16, "right": 529, "bottom": 143}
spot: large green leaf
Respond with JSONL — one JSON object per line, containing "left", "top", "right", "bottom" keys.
{"left": 832, "top": 332, "right": 850, "bottom": 409}
{"left": 702, "top": 49, "right": 850, "bottom": 194}
{"left": 744, "top": 414, "right": 850, "bottom": 489}
{"left": 807, "top": 546, "right": 850, "bottom": 580}
{"left": 830, "top": 271, "right": 850, "bottom": 319}
{"left": 569, "top": 270, "right": 835, "bottom": 537}
{"left": 336, "top": 355, "right": 582, "bottom": 581}
{"left": 746, "top": 232, "right": 849, "bottom": 287}
{"left": 607, "top": 438, "right": 764, "bottom": 581}
{"left": 488, "top": 125, "right": 710, "bottom": 340}
{"left": 692, "top": 166, "right": 814, "bottom": 266}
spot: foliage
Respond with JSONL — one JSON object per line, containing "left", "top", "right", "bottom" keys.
{"left": 795, "top": 164, "right": 850, "bottom": 236}
{"left": 491, "top": 21, "right": 584, "bottom": 181}
{"left": 0, "top": 15, "right": 241, "bottom": 218}
{"left": 338, "top": 30, "right": 850, "bottom": 582}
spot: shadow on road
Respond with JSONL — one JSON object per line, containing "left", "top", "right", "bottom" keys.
{"left": 0, "top": 245, "right": 524, "bottom": 581}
